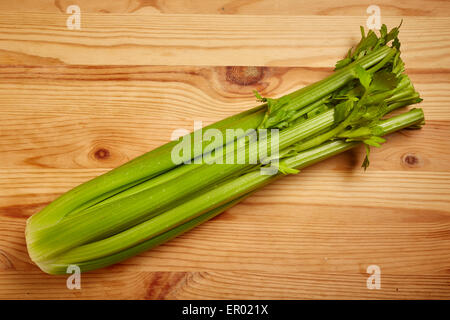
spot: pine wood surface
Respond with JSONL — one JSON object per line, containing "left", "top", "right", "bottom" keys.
{"left": 0, "top": 1, "right": 449, "bottom": 299}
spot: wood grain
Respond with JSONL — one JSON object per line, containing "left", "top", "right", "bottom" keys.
{"left": 0, "top": 271, "right": 449, "bottom": 300}
{"left": 1, "top": 0, "right": 449, "bottom": 17}
{"left": 0, "top": 13, "right": 448, "bottom": 67}
{"left": 0, "top": 1, "right": 449, "bottom": 300}
{"left": 2, "top": 169, "right": 450, "bottom": 273}
{"left": 0, "top": 65, "right": 448, "bottom": 175}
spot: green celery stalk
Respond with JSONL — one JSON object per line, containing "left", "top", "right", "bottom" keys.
{"left": 27, "top": 109, "right": 337, "bottom": 262}
{"left": 27, "top": 45, "right": 394, "bottom": 231}
{"left": 27, "top": 105, "right": 266, "bottom": 229}
{"left": 38, "top": 108, "right": 425, "bottom": 274}
{"left": 25, "top": 24, "right": 423, "bottom": 275}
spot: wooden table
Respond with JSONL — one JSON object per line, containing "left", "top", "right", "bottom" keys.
{"left": 0, "top": 0, "right": 449, "bottom": 299}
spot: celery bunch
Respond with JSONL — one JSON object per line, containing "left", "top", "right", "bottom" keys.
{"left": 25, "top": 24, "right": 424, "bottom": 274}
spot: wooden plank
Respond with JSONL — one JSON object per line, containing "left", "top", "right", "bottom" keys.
{"left": 0, "top": 66, "right": 447, "bottom": 180}
{"left": 1, "top": 124, "right": 450, "bottom": 207}
{"left": 0, "top": 0, "right": 449, "bottom": 17}
{"left": 0, "top": 270, "right": 187, "bottom": 300}
{"left": 2, "top": 165, "right": 450, "bottom": 213}
{"left": 0, "top": 14, "right": 448, "bottom": 67}
{"left": 0, "top": 270, "right": 448, "bottom": 300}
{"left": 0, "top": 120, "right": 448, "bottom": 175}
{"left": 0, "top": 1, "right": 449, "bottom": 300}
{"left": 0, "top": 66, "right": 447, "bottom": 122}
{"left": 1, "top": 168, "right": 449, "bottom": 273}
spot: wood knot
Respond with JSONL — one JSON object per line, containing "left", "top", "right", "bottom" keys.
{"left": 94, "top": 148, "right": 110, "bottom": 160}
{"left": 226, "top": 66, "right": 265, "bottom": 86}
{"left": 401, "top": 153, "right": 423, "bottom": 168}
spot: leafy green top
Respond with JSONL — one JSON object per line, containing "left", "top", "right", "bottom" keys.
{"left": 254, "top": 22, "right": 422, "bottom": 171}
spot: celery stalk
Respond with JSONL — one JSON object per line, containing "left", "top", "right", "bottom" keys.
{"left": 25, "top": 24, "right": 425, "bottom": 275}
{"left": 27, "top": 46, "right": 393, "bottom": 231}
{"left": 38, "top": 109, "right": 424, "bottom": 274}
